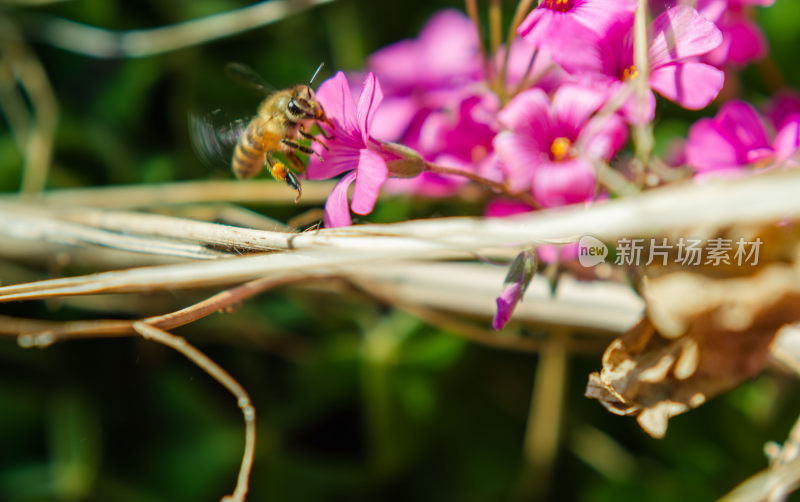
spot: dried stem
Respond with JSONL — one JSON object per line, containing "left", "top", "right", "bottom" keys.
{"left": 510, "top": 48, "right": 541, "bottom": 97}
{"left": 132, "top": 322, "right": 255, "bottom": 502}
{"left": 425, "top": 161, "right": 543, "bottom": 208}
{"left": 499, "top": 0, "right": 536, "bottom": 97}
{"left": 26, "top": 0, "right": 337, "bottom": 58}
{"left": 517, "top": 327, "right": 570, "bottom": 500}
{"left": 488, "top": 0, "right": 503, "bottom": 70}
{"left": 0, "top": 179, "right": 335, "bottom": 208}
{"left": 11, "top": 276, "right": 301, "bottom": 346}
{"left": 4, "top": 169, "right": 800, "bottom": 305}
{"left": 7, "top": 275, "right": 283, "bottom": 502}
{"left": 0, "top": 18, "right": 58, "bottom": 195}
{"left": 632, "top": 0, "right": 654, "bottom": 163}
{"left": 465, "top": 0, "right": 492, "bottom": 82}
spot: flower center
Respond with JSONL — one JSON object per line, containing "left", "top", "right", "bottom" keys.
{"left": 542, "top": 0, "right": 573, "bottom": 12}
{"left": 550, "top": 137, "right": 571, "bottom": 161}
{"left": 621, "top": 65, "right": 639, "bottom": 81}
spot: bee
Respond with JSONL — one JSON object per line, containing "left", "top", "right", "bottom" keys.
{"left": 190, "top": 63, "right": 331, "bottom": 201}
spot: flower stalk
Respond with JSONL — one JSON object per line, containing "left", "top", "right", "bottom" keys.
{"left": 632, "top": 0, "right": 654, "bottom": 163}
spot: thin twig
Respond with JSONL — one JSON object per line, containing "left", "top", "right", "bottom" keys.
{"left": 0, "top": 51, "right": 31, "bottom": 151}
{"left": 425, "top": 161, "right": 543, "bottom": 208}
{"left": 25, "top": 0, "right": 337, "bottom": 58}
{"left": 632, "top": 0, "right": 654, "bottom": 163}
{"left": 499, "top": 0, "right": 536, "bottom": 97}
{"left": 8, "top": 275, "right": 302, "bottom": 346}
{"left": 0, "top": 208, "right": 228, "bottom": 259}
{"left": 132, "top": 322, "right": 255, "bottom": 502}
{"left": 517, "top": 327, "right": 569, "bottom": 500}
{"left": 488, "top": 0, "right": 503, "bottom": 73}
{"left": 0, "top": 179, "right": 336, "bottom": 208}
{"left": 509, "top": 48, "right": 540, "bottom": 97}
{"left": 465, "top": 0, "right": 492, "bottom": 82}
{"left": 0, "top": 18, "right": 58, "bottom": 195}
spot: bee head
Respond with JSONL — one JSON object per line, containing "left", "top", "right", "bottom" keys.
{"left": 287, "top": 85, "right": 326, "bottom": 123}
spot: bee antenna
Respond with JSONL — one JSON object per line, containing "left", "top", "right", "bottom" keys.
{"left": 309, "top": 62, "right": 325, "bottom": 86}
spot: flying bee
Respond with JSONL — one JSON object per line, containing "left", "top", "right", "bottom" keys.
{"left": 190, "top": 63, "right": 332, "bottom": 201}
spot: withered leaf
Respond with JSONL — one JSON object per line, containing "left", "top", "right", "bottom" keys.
{"left": 586, "top": 261, "right": 800, "bottom": 438}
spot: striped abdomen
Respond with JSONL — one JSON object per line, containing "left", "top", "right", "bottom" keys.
{"left": 232, "top": 119, "right": 270, "bottom": 179}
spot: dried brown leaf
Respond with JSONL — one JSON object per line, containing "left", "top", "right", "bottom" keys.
{"left": 587, "top": 259, "right": 800, "bottom": 438}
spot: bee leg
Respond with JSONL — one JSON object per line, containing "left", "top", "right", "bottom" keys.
{"left": 283, "top": 138, "right": 326, "bottom": 164}
{"left": 267, "top": 156, "right": 302, "bottom": 203}
{"left": 298, "top": 127, "right": 329, "bottom": 151}
{"left": 314, "top": 121, "right": 335, "bottom": 140}
{"left": 284, "top": 149, "right": 308, "bottom": 175}
{"left": 281, "top": 138, "right": 314, "bottom": 155}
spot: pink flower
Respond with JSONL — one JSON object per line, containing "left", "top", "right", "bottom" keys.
{"left": 306, "top": 72, "right": 394, "bottom": 227}
{"left": 365, "top": 9, "right": 503, "bottom": 197}
{"left": 367, "top": 9, "right": 482, "bottom": 143}
{"left": 556, "top": 6, "right": 724, "bottom": 118}
{"left": 764, "top": 92, "right": 800, "bottom": 131}
{"left": 492, "top": 249, "right": 537, "bottom": 330}
{"left": 697, "top": 0, "right": 773, "bottom": 66}
{"left": 496, "top": 37, "right": 571, "bottom": 94}
{"left": 493, "top": 281, "right": 524, "bottom": 330}
{"left": 518, "top": 0, "right": 637, "bottom": 50}
{"left": 493, "top": 84, "right": 627, "bottom": 207}
{"left": 685, "top": 100, "right": 800, "bottom": 175}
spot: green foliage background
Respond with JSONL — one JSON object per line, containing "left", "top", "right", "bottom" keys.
{"left": 1, "top": 1, "right": 800, "bottom": 501}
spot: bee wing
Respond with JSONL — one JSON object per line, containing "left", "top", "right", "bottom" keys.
{"left": 225, "top": 62, "right": 275, "bottom": 95}
{"left": 189, "top": 109, "right": 250, "bottom": 170}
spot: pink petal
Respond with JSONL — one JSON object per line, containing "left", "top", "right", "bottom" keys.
{"left": 324, "top": 171, "right": 357, "bottom": 228}
{"left": 696, "top": 0, "right": 726, "bottom": 23}
{"left": 685, "top": 118, "right": 741, "bottom": 171}
{"left": 369, "top": 96, "right": 420, "bottom": 141}
{"left": 649, "top": 6, "right": 723, "bottom": 67}
{"left": 306, "top": 143, "right": 360, "bottom": 180}
{"left": 744, "top": 147, "right": 774, "bottom": 164}
{"left": 620, "top": 87, "right": 657, "bottom": 125}
{"left": 492, "top": 282, "right": 523, "bottom": 330}
{"left": 716, "top": 101, "right": 771, "bottom": 149}
{"left": 485, "top": 199, "right": 533, "bottom": 218}
{"left": 648, "top": 62, "right": 724, "bottom": 110}
{"left": 351, "top": 149, "right": 388, "bottom": 215}
{"left": 568, "top": 0, "right": 637, "bottom": 35}
{"left": 497, "top": 87, "right": 551, "bottom": 130}
{"left": 732, "top": 0, "right": 774, "bottom": 6}
{"left": 774, "top": 120, "right": 800, "bottom": 163}
{"left": 418, "top": 9, "right": 483, "bottom": 84}
{"left": 493, "top": 131, "right": 538, "bottom": 193}
{"left": 531, "top": 158, "right": 597, "bottom": 207}
{"left": 517, "top": 9, "right": 556, "bottom": 47}
{"left": 725, "top": 17, "right": 768, "bottom": 65}
{"left": 367, "top": 40, "right": 420, "bottom": 92}
{"left": 316, "top": 71, "right": 358, "bottom": 134}
{"left": 538, "top": 242, "right": 580, "bottom": 264}
{"left": 357, "top": 73, "right": 384, "bottom": 145}
{"left": 766, "top": 93, "right": 800, "bottom": 130}
{"left": 581, "top": 112, "right": 628, "bottom": 160}
{"left": 552, "top": 21, "right": 619, "bottom": 76}
{"left": 552, "top": 84, "right": 606, "bottom": 132}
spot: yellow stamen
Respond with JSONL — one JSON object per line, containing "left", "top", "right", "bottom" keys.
{"left": 550, "top": 137, "right": 571, "bottom": 161}
{"left": 543, "top": 0, "right": 570, "bottom": 11}
{"left": 622, "top": 65, "right": 639, "bottom": 81}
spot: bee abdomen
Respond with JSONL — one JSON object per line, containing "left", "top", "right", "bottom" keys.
{"left": 232, "top": 122, "right": 267, "bottom": 179}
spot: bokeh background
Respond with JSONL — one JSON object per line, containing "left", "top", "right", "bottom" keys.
{"left": 2, "top": 0, "right": 800, "bottom": 501}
